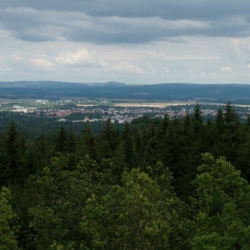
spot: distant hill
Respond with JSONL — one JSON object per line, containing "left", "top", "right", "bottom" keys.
{"left": 0, "top": 81, "right": 250, "bottom": 103}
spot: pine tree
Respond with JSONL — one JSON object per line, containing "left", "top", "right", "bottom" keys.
{"left": 223, "top": 102, "right": 241, "bottom": 166}
{"left": 191, "top": 103, "right": 203, "bottom": 136}
{"left": 215, "top": 107, "right": 224, "bottom": 130}
{"left": 0, "top": 187, "right": 18, "bottom": 249}
{"left": 78, "top": 125, "right": 98, "bottom": 160}
{"left": 67, "top": 129, "right": 76, "bottom": 154}
{"left": 55, "top": 127, "right": 68, "bottom": 154}
{"left": 0, "top": 120, "right": 24, "bottom": 185}
{"left": 99, "top": 118, "right": 119, "bottom": 159}
{"left": 121, "top": 123, "right": 138, "bottom": 169}
{"left": 224, "top": 101, "right": 239, "bottom": 125}
{"left": 192, "top": 153, "right": 250, "bottom": 249}
{"left": 156, "top": 114, "right": 170, "bottom": 139}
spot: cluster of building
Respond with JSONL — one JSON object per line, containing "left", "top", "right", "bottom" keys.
{"left": 8, "top": 102, "right": 248, "bottom": 123}
{"left": 12, "top": 105, "right": 37, "bottom": 113}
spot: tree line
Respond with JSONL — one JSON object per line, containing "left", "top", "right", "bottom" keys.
{"left": 1, "top": 102, "right": 250, "bottom": 249}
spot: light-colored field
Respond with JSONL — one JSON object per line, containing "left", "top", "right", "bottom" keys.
{"left": 115, "top": 101, "right": 197, "bottom": 108}
{"left": 77, "top": 104, "right": 96, "bottom": 107}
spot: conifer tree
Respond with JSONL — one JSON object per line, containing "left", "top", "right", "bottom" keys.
{"left": 66, "top": 129, "right": 76, "bottom": 170}
{"left": 223, "top": 102, "right": 241, "bottom": 166}
{"left": 67, "top": 129, "right": 76, "bottom": 154}
{"left": 193, "top": 153, "right": 250, "bottom": 249}
{"left": 78, "top": 125, "right": 97, "bottom": 160}
{"left": 245, "top": 113, "right": 250, "bottom": 126}
{"left": 224, "top": 101, "right": 239, "bottom": 124}
{"left": 35, "top": 134, "right": 54, "bottom": 172}
{"left": 82, "top": 169, "right": 172, "bottom": 249}
{"left": 121, "top": 123, "right": 138, "bottom": 169}
{"left": 184, "top": 112, "right": 191, "bottom": 130}
{"left": 139, "top": 123, "right": 157, "bottom": 171}
{"left": 210, "top": 107, "right": 226, "bottom": 158}
{"left": 156, "top": 114, "right": 170, "bottom": 139}
{"left": 191, "top": 103, "right": 204, "bottom": 138}
{"left": 99, "top": 118, "right": 119, "bottom": 159}
{"left": 28, "top": 155, "right": 96, "bottom": 249}
{"left": 193, "top": 104, "right": 203, "bottom": 124}
{"left": 0, "top": 120, "right": 24, "bottom": 185}
{"left": 55, "top": 127, "right": 68, "bottom": 154}
{"left": 0, "top": 187, "right": 18, "bottom": 249}
{"left": 111, "top": 142, "right": 127, "bottom": 183}
{"left": 215, "top": 107, "right": 224, "bottom": 130}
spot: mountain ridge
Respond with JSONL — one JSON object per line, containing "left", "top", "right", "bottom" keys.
{"left": 0, "top": 81, "right": 250, "bottom": 103}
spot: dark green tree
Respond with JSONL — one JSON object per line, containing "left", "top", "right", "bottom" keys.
{"left": 121, "top": 123, "right": 138, "bottom": 169}
{"left": 67, "top": 129, "right": 76, "bottom": 154}
{"left": 0, "top": 120, "right": 25, "bottom": 185}
{"left": 98, "top": 118, "right": 119, "bottom": 159}
{"left": 55, "top": 127, "right": 68, "bottom": 154}
{"left": 0, "top": 187, "right": 18, "bottom": 249}
{"left": 222, "top": 102, "right": 241, "bottom": 166}
{"left": 215, "top": 107, "right": 224, "bottom": 130}
{"left": 82, "top": 169, "right": 173, "bottom": 249}
{"left": 77, "top": 125, "right": 97, "bottom": 160}
{"left": 224, "top": 101, "right": 239, "bottom": 125}
{"left": 192, "top": 153, "right": 250, "bottom": 249}
{"left": 28, "top": 155, "right": 101, "bottom": 249}
{"left": 156, "top": 114, "right": 170, "bottom": 139}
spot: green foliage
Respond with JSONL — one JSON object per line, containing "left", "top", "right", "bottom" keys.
{"left": 98, "top": 118, "right": 120, "bottom": 159}
{"left": 55, "top": 127, "right": 68, "bottom": 153}
{"left": 77, "top": 125, "right": 98, "bottom": 160}
{"left": 224, "top": 101, "right": 239, "bottom": 124}
{"left": 29, "top": 155, "right": 93, "bottom": 249}
{"left": 0, "top": 187, "right": 18, "bottom": 250}
{"left": 0, "top": 120, "right": 28, "bottom": 185}
{"left": 2, "top": 102, "right": 250, "bottom": 249}
{"left": 121, "top": 123, "right": 138, "bottom": 169}
{"left": 192, "top": 153, "right": 250, "bottom": 249}
{"left": 82, "top": 169, "right": 172, "bottom": 249}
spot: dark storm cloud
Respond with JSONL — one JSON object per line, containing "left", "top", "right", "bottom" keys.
{"left": 2, "top": 0, "right": 250, "bottom": 20}
{"left": 1, "top": 0, "right": 250, "bottom": 43}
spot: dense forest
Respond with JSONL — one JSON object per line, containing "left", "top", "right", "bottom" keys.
{"left": 1, "top": 102, "right": 250, "bottom": 249}
{"left": 1, "top": 81, "right": 250, "bottom": 103}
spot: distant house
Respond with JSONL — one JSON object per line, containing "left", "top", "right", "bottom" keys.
{"left": 118, "top": 119, "right": 124, "bottom": 124}
{"left": 57, "top": 118, "right": 67, "bottom": 122}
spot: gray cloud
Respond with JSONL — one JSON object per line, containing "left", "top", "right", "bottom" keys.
{"left": 2, "top": 0, "right": 250, "bottom": 20}
{"left": 0, "top": 4, "right": 250, "bottom": 44}
{"left": 1, "top": 1, "right": 250, "bottom": 84}
{"left": 1, "top": 1, "right": 250, "bottom": 44}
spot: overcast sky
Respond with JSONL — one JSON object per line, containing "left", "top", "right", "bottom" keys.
{"left": 1, "top": 0, "right": 250, "bottom": 84}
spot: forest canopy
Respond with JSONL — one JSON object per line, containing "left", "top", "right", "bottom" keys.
{"left": 1, "top": 102, "right": 250, "bottom": 249}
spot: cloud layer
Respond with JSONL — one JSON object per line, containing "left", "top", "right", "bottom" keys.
{"left": 1, "top": 2, "right": 250, "bottom": 44}
{"left": 0, "top": 1, "right": 250, "bottom": 83}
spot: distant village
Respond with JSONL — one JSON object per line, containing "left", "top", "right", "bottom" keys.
{"left": 5, "top": 98, "right": 249, "bottom": 123}
{"left": 10, "top": 105, "right": 212, "bottom": 123}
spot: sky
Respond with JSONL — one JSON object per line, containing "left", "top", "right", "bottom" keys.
{"left": 1, "top": 1, "right": 250, "bottom": 84}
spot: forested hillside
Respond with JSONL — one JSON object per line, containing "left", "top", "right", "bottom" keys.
{"left": 1, "top": 81, "right": 250, "bottom": 103}
{"left": 1, "top": 102, "right": 250, "bottom": 249}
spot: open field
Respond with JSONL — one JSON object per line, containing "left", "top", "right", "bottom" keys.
{"left": 77, "top": 104, "right": 96, "bottom": 107}
{"left": 1, "top": 97, "right": 250, "bottom": 110}
{"left": 114, "top": 101, "right": 197, "bottom": 108}
{"left": 115, "top": 101, "right": 250, "bottom": 109}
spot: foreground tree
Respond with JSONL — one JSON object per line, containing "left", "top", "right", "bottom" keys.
{"left": 77, "top": 125, "right": 97, "bottom": 161}
{"left": 55, "top": 127, "right": 68, "bottom": 154}
{"left": 82, "top": 169, "right": 171, "bottom": 249}
{"left": 82, "top": 168, "right": 191, "bottom": 249}
{"left": 28, "top": 155, "right": 97, "bottom": 249}
{"left": 0, "top": 120, "right": 25, "bottom": 185}
{"left": 0, "top": 187, "right": 18, "bottom": 249}
{"left": 192, "top": 153, "right": 250, "bottom": 249}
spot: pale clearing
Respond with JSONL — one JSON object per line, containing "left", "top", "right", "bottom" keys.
{"left": 115, "top": 101, "right": 196, "bottom": 108}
